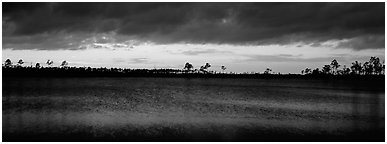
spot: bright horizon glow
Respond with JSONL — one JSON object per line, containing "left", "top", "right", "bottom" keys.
{"left": 2, "top": 43, "right": 384, "bottom": 74}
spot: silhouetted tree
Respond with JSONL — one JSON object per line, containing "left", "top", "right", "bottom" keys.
{"left": 337, "top": 69, "right": 343, "bottom": 75}
{"left": 46, "top": 59, "right": 54, "bottom": 67}
{"left": 363, "top": 62, "right": 373, "bottom": 75}
{"left": 264, "top": 68, "right": 272, "bottom": 74}
{"left": 304, "top": 68, "right": 311, "bottom": 75}
{"left": 4, "top": 59, "right": 12, "bottom": 68}
{"left": 200, "top": 63, "right": 211, "bottom": 73}
{"left": 183, "top": 62, "right": 193, "bottom": 72}
{"left": 17, "top": 59, "right": 24, "bottom": 67}
{"left": 383, "top": 60, "right": 385, "bottom": 75}
{"left": 369, "top": 57, "right": 383, "bottom": 75}
{"left": 61, "top": 60, "right": 69, "bottom": 68}
{"left": 312, "top": 68, "right": 321, "bottom": 75}
{"left": 330, "top": 59, "right": 340, "bottom": 75}
{"left": 221, "top": 65, "right": 226, "bottom": 73}
{"left": 342, "top": 65, "right": 350, "bottom": 75}
{"left": 322, "top": 65, "right": 331, "bottom": 74}
{"left": 351, "top": 61, "right": 362, "bottom": 75}
{"left": 35, "top": 63, "right": 41, "bottom": 68}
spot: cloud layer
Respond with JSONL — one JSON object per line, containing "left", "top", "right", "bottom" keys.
{"left": 3, "top": 2, "right": 385, "bottom": 50}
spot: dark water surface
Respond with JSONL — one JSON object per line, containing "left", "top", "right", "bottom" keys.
{"left": 2, "top": 77, "right": 385, "bottom": 141}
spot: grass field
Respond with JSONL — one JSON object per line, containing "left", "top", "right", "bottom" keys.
{"left": 2, "top": 77, "right": 385, "bottom": 141}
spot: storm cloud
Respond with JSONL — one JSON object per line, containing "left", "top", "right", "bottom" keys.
{"left": 3, "top": 2, "right": 385, "bottom": 50}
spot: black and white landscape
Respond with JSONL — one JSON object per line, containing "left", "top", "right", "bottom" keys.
{"left": 2, "top": 2, "right": 385, "bottom": 142}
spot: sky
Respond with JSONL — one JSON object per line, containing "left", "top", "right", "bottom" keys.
{"left": 2, "top": 2, "right": 385, "bottom": 73}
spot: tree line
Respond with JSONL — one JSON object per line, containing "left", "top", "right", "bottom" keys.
{"left": 300, "top": 57, "right": 384, "bottom": 75}
{"left": 2, "top": 56, "right": 385, "bottom": 77}
{"left": 4, "top": 59, "right": 68, "bottom": 68}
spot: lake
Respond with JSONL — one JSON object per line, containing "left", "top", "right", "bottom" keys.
{"left": 2, "top": 77, "right": 385, "bottom": 141}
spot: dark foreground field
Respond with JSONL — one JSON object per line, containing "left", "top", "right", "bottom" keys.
{"left": 2, "top": 77, "right": 385, "bottom": 141}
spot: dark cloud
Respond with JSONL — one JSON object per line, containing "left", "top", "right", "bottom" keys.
{"left": 2, "top": 32, "right": 80, "bottom": 50}
{"left": 3, "top": 2, "right": 385, "bottom": 50}
{"left": 336, "top": 35, "right": 385, "bottom": 50}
